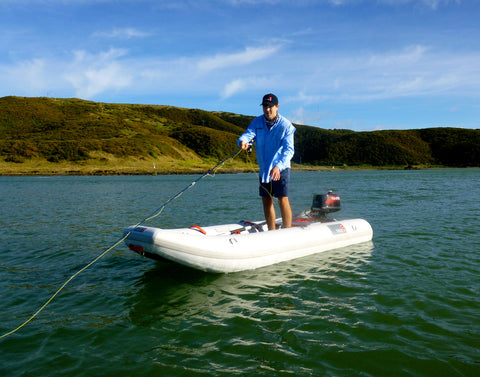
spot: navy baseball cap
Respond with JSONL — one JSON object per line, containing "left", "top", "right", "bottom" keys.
{"left": 261, "top": 93, "right": 278, "bottom": 106}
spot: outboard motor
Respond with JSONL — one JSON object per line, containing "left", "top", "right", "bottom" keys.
{"left": 311, "top": 191, "right": 341, "bottom": 221}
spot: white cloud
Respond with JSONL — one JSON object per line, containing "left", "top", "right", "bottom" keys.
{"left": 288, "top": 105, "right": 336, "bottom": 126}
{"left": 417, "top": 0, "right": 462, "bottom": 10}
{"left": 2, "top": 41, "right": 479, "bottom": 107}
{"left": 222, "top": 79, "right": 247, "bottom": 99}
{"left": 0, "top": 0, "right": 463, "bottom": 10}
{"left": 367, "top": 44, "right": 427, "bottom": 66}
{"left": 282, "top": 44, "right": 480, "bottom": 103}
{"left": 284, "top": 92, "right": 329, "bottom": 106}
{"left": 220, "top": 76, "right": 271, "bottom": 99}
{"left": 197, "top": 45, "right": 280, "bottom": 72}
{"left": 328, "top": 0, "right": 462, "bottom": 8}
{"left": 64, "top": 48, "right": 133, "bottom": 98}
{"left": 1, "top": 44, "right": 282, "bottom": 100}
{"left": 93, "top": 27, "right": 152, "bottom": 39}
{"left": 3, "top": 58, "right": 48, "bottom": 94}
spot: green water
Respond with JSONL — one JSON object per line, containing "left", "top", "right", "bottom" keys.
{"left": 1, "top": 170, "right": 479, "bottom": 376}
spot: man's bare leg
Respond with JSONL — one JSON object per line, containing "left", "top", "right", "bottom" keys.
{"left": 278, "top": 196, "right": 292, "bottom": 228}
{"left": 262, "top": 196, "right": 276, "bottom": 230}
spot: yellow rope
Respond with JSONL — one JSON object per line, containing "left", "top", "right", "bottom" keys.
{"left": 0, "top": 233, "right": 131, "bottom": 339}
{"left": 261, "top": 181, "right": 275, "bottom": 199}
{"left": 1, "top": 146, "right": 246, "bottom": 339}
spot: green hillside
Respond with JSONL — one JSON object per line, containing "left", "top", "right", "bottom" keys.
{"left": 1, "top": 96, "right": 479, "bottom": 175}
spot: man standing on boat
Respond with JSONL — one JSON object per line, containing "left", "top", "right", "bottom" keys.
{"left": 238, "top": 93, "right": 296, "bottom": 230}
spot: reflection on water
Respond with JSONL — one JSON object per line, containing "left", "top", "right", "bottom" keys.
{"left": 129, "top": 241, "right": 375, "bottom": 327}
{"left": 125, "top": 240, "right": 381, "bottom": 375}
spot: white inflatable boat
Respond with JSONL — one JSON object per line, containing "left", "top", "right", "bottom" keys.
{"left": 124, "top": 192, "right": 373, "bottom": 273}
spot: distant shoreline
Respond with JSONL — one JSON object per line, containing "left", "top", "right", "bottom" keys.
{"left": 0, "top": 159, "right": 463, "bottom": 177}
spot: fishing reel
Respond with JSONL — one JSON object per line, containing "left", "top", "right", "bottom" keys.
{"left": 239, "top": 139, "right": 254, "bottom": 154}
{"left": 246, "top": 139, "right": 255, "bottom": 154}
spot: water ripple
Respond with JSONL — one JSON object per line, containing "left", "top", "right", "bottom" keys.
{"left": 1, "top": 171, "right": 479, "bottom": 376}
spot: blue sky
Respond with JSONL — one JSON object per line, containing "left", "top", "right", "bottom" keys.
{"left": 1, "top": 0, "right": 479, "bottom": 131}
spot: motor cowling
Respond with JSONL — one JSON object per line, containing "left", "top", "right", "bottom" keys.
{"left": 311, "top": 191, "right": 341, "bottom": 219}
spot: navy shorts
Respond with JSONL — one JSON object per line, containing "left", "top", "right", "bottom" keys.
{"left": 259, "top": 168, "right": 290, "bottom": 198}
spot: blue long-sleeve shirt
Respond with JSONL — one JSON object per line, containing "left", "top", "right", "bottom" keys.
{"left": 238, "top": 114, "right": 295, "bottom": 183}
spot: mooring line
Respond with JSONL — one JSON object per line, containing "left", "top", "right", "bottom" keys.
{"left": 1, "top": 146, "right": 246, "bottom": 339}
{"left": 0, "top": 235, "right": 128, "bottom": 339}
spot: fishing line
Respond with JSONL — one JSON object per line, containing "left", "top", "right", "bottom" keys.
{"left": 0, "top": 145, "right": 247, "bottom": 339}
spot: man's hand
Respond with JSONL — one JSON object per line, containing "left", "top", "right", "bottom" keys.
{"left": 270, "top": 166, "right": 281, "bottom": 181}
{"left": 240, "top": 141, "right": 250, "bottom": 150}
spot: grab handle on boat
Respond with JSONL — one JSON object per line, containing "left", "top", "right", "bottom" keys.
{"left": 189, "top": 225, "right": 207, "bottom": 235}
{"left": 243, "top": 221, "right": 261, "bottom": 231}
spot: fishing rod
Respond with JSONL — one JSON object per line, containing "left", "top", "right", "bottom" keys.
{"left": 0, "top": 142, "right": 252, "bottom": 339}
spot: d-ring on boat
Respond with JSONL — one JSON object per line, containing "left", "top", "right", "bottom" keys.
{"left": 124, "top": 192, "right": 373, "bottom": 273}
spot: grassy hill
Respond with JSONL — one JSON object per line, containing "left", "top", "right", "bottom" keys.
{"left": 1, "top": 96, "right": 479, "bottom": 175}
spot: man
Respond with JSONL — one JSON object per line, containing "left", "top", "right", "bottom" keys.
{"left": 238, "top": 93, "right": 296, "bottom": 230}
